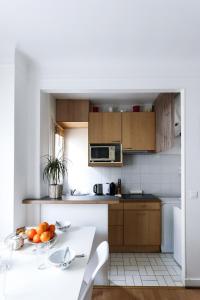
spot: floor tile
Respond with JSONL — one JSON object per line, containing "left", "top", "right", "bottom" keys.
{"left": 124, "top": 266, "right": 138, "bottom": 271}
{"left": 110, "top": 275, "right": 126, "bottom": 281}
{"left": 156, "top": 275, "right": 167, "bottom": 286}
{"left": 125, "top": 276, "right": 135, "bottom": 286}
{"left": 133, "top": 275, "right": 143, "bottom": 286}
{"left": 142, "top": 281, "right": 159, "bottom": 286}
{"left": 164, "top": 275, "right": 174, "bottom": 286}
{"left": 110, "top": 280, "right": 126, "bottom": 286}
{"left": 141, "top": 275, "right": 157, "bottom": 281}
{"left": 125, "top": 270, "right": 140, "bottom": 276}
{"left": 154, "top": 270, "right": 169, "bottom": 276}
{"left": 108, "top": 252, "right": 182, "bottom": 287}
{"left": 152, "top": 265, "right": 167, "bottom": 271}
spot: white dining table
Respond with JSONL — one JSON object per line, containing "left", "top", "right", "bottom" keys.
{"left": 4, "top": 226, "right": 96, "bottom": 300}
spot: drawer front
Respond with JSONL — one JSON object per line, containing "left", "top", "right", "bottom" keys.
{"left": 124, "top": 201, "right": 160, "bottom": 210}
{"left": 109, "top": 226, "right": 123, "bottom": 246}
{"left": 109, "top": 203, "right": 124, "bottom": 210}
{"left": 109, "top": 210, "right": 123, "bottom": 226}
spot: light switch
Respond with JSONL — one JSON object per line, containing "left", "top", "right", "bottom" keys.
{"left": 189, "top": 191, "right": 199, "bottom": 199}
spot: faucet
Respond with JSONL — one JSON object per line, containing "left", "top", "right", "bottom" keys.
{"left": 70, "top": 189, "right": 76, "bottom": 196}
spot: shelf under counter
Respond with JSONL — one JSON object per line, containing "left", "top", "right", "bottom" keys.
{"left": 22, "top": 195, "right": 120, "bottom": 205}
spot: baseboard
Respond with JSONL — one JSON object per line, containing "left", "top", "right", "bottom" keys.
{"left": 185, "top": 278, "right": 200, "bottom": 287}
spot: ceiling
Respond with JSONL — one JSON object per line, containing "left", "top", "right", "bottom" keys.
{"left": 52, "top": 92, "right": 159, "bottom": 104}
{"left": 0, "top": 0, "right": 200, "bottom": 66}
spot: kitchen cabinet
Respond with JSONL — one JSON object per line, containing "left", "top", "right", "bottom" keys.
{"left": 154, "top": 93, "right": 177, "bottom": 152}
{"left": 108, "top": 203, "right": 124, "bottom": 248}
{"left": 108, "top": 200, "right": 161, "bottom": 252}
{"left": 122, "top": 112, "right": 156, "bottom": 151}
{"left": 89, "top": 112, "right": 122, "bottom": 143}
{"left": 56, "top": 100, "right": 90, "bottom": 128}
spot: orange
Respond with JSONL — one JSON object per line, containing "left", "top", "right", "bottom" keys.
{"left": 40, "top": 231, "right": 51, "bottom": 243}
{"left": 42, "top": 222, "right": 49, "bottom": 231}
{"left": 27, "top": 229, "right": 37, "bottom": 240}
{"left": 49, "top": 224, "right": 55, "bottom": 233}
{"left": 33, "top": 234, "right": 41, "bottom": 243}
{"left": 49, "top": 231, "right": 54, "bottom": 239}
{"left": 36, "top": 223, "right": 46, "bottom": 235}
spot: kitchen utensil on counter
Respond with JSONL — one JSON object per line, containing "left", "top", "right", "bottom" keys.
{"left": 93, "top": 184, "right": 103, "bottom": 195}
{"left": 117, "top": 179, "right": 122, "bottom": 195}
{"left": 103, "top": 183, "right": 110, "bottom": 195}
{"left": 109, "top": 182, "right": 116, "bottom": 195}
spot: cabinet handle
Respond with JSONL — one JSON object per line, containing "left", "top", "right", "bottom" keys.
{"left": 112, "top": 141, "right": 120, "bottom": 143}
{"left": 124, "top": 148, "right": 133, "bottom": 150}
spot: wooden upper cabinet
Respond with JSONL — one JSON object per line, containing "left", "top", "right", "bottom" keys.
{"left": 56, "top": 100, "right": 89, "bottom": 125}
{"left": 122, "top": 112, "right": 156, "bottom": 151}
{"left": 89, "top": 112, "right": 121, "bottom": 143}
{"left": 154, "top": 93, "right": 176, "bottom": 152}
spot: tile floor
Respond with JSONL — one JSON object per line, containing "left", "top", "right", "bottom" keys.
{"left": 108, "top": 253, "right": 182, "bottom": 287}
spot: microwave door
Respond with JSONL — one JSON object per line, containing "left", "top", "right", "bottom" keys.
{"left": 90, "top": 146, "right": 110, "bottom": 161}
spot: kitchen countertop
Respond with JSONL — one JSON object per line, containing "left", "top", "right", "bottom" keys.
{"left": 22, "top": 195, "right": 120, "bottom": 204}
{"left": 22, "top": 194, "right": 160, "bottom": 204}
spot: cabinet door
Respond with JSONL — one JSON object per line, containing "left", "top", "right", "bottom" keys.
{"left": 154, "top": 93, "right": 176, "bottom": 152}
{"left": 102, "top": 113, "right": 121, "bottom": 143}
{"left": 109, "top": 226, "right": 123, "bottom": 246}
{"left": 56, "top": 100, "right": 89, "bottom": 122}
{"left": 88, "top": 113, "right": 103, "bottom": 143}
{"left": 122, "top": 112, "right": 156, "bottom": 151}
{"left": 89, "top": 112, "right": 121, "bottom": 143}
{"left": 124, "top": 210, "right": 160, "bottom": 246}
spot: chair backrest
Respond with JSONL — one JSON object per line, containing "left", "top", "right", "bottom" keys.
{"left": 78, "top": 241, "right": 109, "bottom": 300}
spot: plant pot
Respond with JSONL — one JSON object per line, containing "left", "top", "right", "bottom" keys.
{"left": 49, "top": 184, "right": 63, "bottom": 199}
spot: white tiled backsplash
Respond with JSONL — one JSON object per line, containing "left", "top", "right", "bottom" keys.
{"left": 64, "top": 128, "right": 181, "bottom": 197}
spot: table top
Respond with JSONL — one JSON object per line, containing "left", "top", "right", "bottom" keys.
{"left": 5, "top": 226, "right": 96, "bottom": 300}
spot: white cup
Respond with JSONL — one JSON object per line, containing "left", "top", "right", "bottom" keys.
{"left": 103, "top": 183, "right": 110, "bottom": 195}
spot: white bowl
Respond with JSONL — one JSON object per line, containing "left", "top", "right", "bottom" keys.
{"left": 48, "top": 247, "right": 76, "bottom": 269}
{"left": 56, "top": 221, "right": 71, "bottom": 232}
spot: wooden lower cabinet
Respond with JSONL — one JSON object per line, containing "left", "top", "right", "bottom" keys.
{"left": 109, "top": 226, "right": 123, "bottom": 246}
{"left": 108, "top": 201, "right": 161, "bottom": 252}
{"left": 124, "top": 210, "right": 160, "bottom": 247}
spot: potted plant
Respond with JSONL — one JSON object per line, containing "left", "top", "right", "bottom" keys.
{"left": 43, "top": 156, "right": 67, "bottom": 199}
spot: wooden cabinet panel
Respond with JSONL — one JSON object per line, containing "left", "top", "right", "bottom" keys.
{"left": 109, "top": 210, "right": 123, "bottom": 226}
{"left": 122, "top": 112, "right": 156, "bottom": 151}
{"left": 109, "top": 203, "right": 124, "bottom": 210}
{"left": 124, "top": 201, "right": 160, "bottom": 210}
{"left": 88, "top": 113, "right": 102, "bottom": 143}
{"left": 124, "top": 210, "right": 161, "bottom": 246}
{"left": 154, "top": 93, "right": 176, "bottom": 152}
{"left": 109, "top": 226, "right": 123, "bottom": 246}
{"left": 56, "top": 100, "right": 89, "bottom": 122}
{"left": 89, "top": 112, "right": 121, "bottom": 143}
{"left": 102, "top": 113, "right": 121, "bottom": 143}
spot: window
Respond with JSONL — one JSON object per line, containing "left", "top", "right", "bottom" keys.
{"left": 55, "top": 124, "right": 64, "bottom": 158}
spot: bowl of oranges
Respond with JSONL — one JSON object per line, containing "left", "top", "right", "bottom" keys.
{"left": 26, "top": 222, "right": 56, "bottom": 245}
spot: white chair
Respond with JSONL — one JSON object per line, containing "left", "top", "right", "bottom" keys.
{"left": 78, "top": 241, "right": 109, "bottom": 300}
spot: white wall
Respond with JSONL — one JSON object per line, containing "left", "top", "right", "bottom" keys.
{"left": 64, "top": 128, "right": 181, "bottom": 197}
{"left": 14, "top": 50, "right": 41, "bottom": 227}
{"left": 0, "top": 64, "right": 15, "bottom": 238}
{"left": 40, "top": 92, "right": 56, "bottom": 197}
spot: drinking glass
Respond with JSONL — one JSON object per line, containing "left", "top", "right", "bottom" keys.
{"left": 35, "top": 242, "right": 50, "bottom": 270}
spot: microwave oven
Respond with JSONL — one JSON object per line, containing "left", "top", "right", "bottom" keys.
{"left": 89, "top": 144, "right": 118, "bottom": 162}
